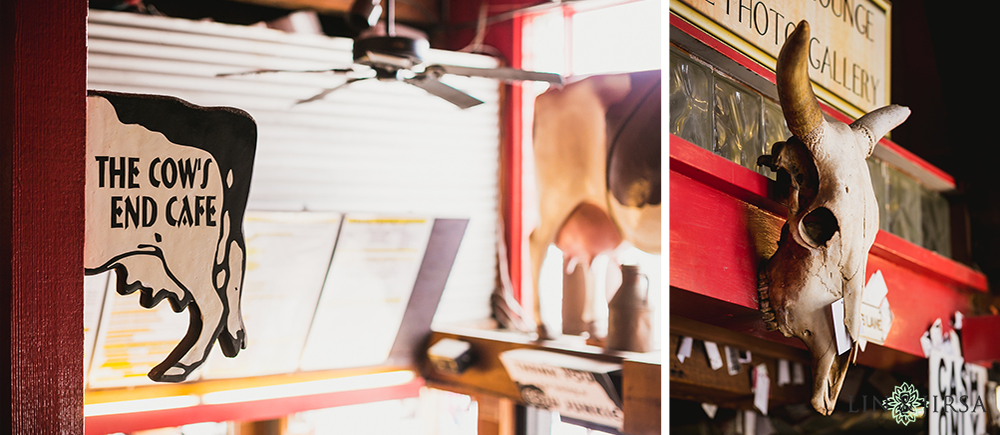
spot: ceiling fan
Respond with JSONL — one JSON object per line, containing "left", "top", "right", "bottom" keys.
{"left": 218, "top": 0, "right": 563, "bottom": 109}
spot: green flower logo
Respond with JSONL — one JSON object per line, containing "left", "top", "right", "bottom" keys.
{"left": 882, "top": 382, "right": 923, "bottom": 426}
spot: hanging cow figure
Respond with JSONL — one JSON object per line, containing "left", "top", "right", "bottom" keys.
{"left": 528, "top": 70, "right": 661, "bottom": 339}
{"left": 756, "top": 21, "right": 910, "bottom": 415}
{"left": 85, "top": 91, "right": 255, "bottom": 382}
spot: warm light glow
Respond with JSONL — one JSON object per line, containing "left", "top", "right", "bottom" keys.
{"left": 571, "top": 0, "right": 662, "bottom": 76}
{"left": 995, "top": 385, "right": 1000, "bottom": 413}
{"left": 84, "top": 395, "right": 201, "bottom": 417}
{"left": 200, "top": 370, "right": 416, "bottom": 405}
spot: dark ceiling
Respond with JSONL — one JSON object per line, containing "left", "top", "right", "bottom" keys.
{"left": 891, "top": 1, "right": 1000, "bottom": 296}
{"left": 89, "top": 0, "right": 441, "bottom": 38}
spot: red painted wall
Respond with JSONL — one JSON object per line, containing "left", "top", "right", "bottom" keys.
{"left": 443, "top": 0, "right": 535, "bottom": 301}
{"left": 2, "top": 1, "right": 88, "bottom": 432}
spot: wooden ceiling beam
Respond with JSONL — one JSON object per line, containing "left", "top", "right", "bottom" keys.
{"left": 226, "top": 0, "right": 440, "bottom": 25}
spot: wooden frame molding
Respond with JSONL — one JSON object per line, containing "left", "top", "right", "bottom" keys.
{"left": 2, "top": 1, "right": 88, "bottom": 433}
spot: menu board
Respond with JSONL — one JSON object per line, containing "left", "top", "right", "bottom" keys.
{"left": 299, "top": 215, "right": 434, "bottom": 371}
{"left": 84, "top": 211, "right": 449, "bottom": 385}
{"left": 87, "top": 272, "right": 193, "bottom": 388}
{"left": 201, "top": 211, "right": 342, "bottom": 379}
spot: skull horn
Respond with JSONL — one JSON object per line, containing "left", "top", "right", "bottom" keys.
{"left": 777, "top": 21, "right": 825, "bottom": 141}
{"left": 850, "top": 104, "right": 912, "bottom": 156}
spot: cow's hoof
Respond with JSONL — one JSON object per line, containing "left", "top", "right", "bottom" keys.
{"left": 219, "top": 327, "right": 246, "bottom": 357}
{"left": 148, "top": 361, "right": 195, "bottom": 383}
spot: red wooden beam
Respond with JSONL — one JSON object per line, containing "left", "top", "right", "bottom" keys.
{"left": 2, "top": 1, "right": 88, "bottom": 433}
{"left": 961, "top": 315, "right": 1000, "bottom": 364}
{"left": 669, "top": 13, "right": 776, "bottom": 84}
{"left": 669, "top": 136, "right": 986, "bottom": 360}
{"left": 84, "top": 378, "right": 424, "bottom": 435}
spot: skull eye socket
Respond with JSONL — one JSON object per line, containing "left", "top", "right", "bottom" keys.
{"left": 801, "top": 207, "right": 839, "bottom": 247}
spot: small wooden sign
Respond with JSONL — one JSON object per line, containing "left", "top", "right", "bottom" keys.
{"left": 500, "top": 349, "right": 624, "bottom": 431}
{"left": 859, "top": 270, "right": 893, "bottom": 347}
{"left": 84, "top": 91, "right": 256, "bottom": 382}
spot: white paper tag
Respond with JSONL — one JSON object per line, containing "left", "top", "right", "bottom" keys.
{"left": 725, "top": 346, "right": 741, "bottom": 375}
{"left": 677, "top": 336, "right": 693, "bottom": 363}
{"left": 753, "top": 364, "right": 770, "bottom": 415}
{"left": 777, "top": 359, "right": 791, "bottom": 386}
{"left": 831, "top": 299, "right": 851, "bottom": 355}
{"left": 954, "top": 311, "right": 964, "bottom": 330}
{"left": 704, "top": 341, "right": 724, "bottom": 371}
{"left": 738, "top": 350, "right": 752, "bottom": 364}
{"left": 744, "top": 410, "right": 757, "bottom": 435}
{"left": 701, "top": 403, "right": 718, "bottom": 419}
{"left": 792, "top": 362, "right": 805, "bottom": 385}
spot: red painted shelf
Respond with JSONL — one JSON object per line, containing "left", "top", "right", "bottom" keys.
{"left": 669, "top": 136, "right": 987, "bottom": 361}
{"left": 84, "top": 376, "right": 424, "bottom": 435}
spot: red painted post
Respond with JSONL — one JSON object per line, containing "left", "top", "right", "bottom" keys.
{"left": 443, "top": 0, "right": 537, "bottom": 303}
{"left": 507, "top": 14, "right": 524, "bottom": 302}
{"left": 2, "top": 1, "right": 88, "bottom": 433}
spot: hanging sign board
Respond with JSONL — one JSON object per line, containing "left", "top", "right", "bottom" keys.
{"left": 84, "top": 91, "right": 256, "bottom": 382}
{"left": 671, "top": 0, "right": 890, "bottom": 117}
{"left": 499, "top": 349, "right": 624, "bottom": 431}
{"left": 928, "top": 350, "right": 989, "bottom": 435}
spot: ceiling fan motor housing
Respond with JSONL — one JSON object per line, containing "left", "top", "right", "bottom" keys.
{"left": 353, "top": 36, "right": 429, "bottom": 69}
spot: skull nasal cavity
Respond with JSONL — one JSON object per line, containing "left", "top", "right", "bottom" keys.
{"left": 802, "top": 207, "right": 839, "bottom": 246}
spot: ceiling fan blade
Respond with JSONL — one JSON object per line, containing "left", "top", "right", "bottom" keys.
{"left": 430, "top": 64, "right": 563, "bottom": 85}
{"left": 217, "top": 67, "right": 355, "bottom": 77}
{"left": 294, "top": 77, "right": 369, "bottom": 105}
{"left": 405, "top": 75, "right": 484, "bottom": 109}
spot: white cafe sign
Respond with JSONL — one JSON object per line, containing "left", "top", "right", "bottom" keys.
{"left": 672, "top": 0, "right": 891, "bottom": 117}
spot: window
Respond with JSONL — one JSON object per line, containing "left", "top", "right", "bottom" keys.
{"left": 517, "top": 0, "right": 662, "bottom": 342}
{"left": 669, "top": 46, "right": 952, "bottom": 257}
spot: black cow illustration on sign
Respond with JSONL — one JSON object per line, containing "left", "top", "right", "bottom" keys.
{"left": 85, "top": 91, "right": 256, "bottom": 382}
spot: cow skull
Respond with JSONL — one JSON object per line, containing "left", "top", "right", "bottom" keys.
{"left": 757, "top": 21, "right": 909, "bottom": 415}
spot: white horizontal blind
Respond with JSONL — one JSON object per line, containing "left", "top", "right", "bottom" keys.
{"left": 87, "top": 9, "right": 500, "bottom": 326}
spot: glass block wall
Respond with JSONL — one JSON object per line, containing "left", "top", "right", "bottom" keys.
{"left": 670, "top": 48, "right": 951, "bottom": 257}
